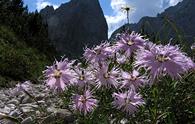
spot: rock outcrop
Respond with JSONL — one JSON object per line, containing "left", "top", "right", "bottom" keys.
{"left": 111, "top": 0, "right": 195, "bottom": 48}
{"left": 40, "top": 0, "right": 108, "bottom": 58}
{"left": 0, "top": 81, "right": 74, "bottom": 124}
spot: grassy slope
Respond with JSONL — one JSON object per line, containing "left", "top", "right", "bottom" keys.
{"left": 0, "top": 26, "right": 50, "bottom": 87}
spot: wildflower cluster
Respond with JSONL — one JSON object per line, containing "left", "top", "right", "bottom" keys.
{"left": 43, "top": 31, "right": 194, "bottom": 122}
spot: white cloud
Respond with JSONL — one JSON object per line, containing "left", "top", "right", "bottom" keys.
{"left": 106, "top": 0, "right": 183, "bottom": 37}
{"left": 169, "top": 0, "right": 183, "bottom": 6}
{"left": 36, "top": 0, "right": 59, "bottom": 11}
{"left": 105, "top": 0, "right": 127, "bottom": 37}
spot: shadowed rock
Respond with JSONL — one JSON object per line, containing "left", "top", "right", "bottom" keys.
{"left": 40, "top": 0, "right": 108, "bottom": 58}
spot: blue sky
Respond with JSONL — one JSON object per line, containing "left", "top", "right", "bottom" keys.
{"left": 24, "top": 0, "right": 113, "bottom": 15}
{"left": 23, "top": 0, "right": 183, "bottom": 37}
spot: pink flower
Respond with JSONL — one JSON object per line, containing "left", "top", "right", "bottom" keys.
{"left": 72, "top": 90, "right": 98, "bottom": 115}
{"left": 135, "top": 44, "right": 194, "bottom": 80}
{"left": 83, "top": 42, "right": 112, "bottom": 63}
{"left": 72, "top": 66, "right": 94, "bottom": 88}
{"left": 115, "top": 31, "right": 145, "bottom": 57}
{"left": 95, "top": 63, "right": 120, "bottom": 88}
{"left": 43, "top": 58, "right": 73, "bottom": 91}
{"left": 121, "top": 70, "right": 146, "bottom": 90}
{"left": 112, "top": 89, "right": 144, "bottom": 115}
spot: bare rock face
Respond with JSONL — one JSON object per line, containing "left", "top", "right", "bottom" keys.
{"left": 40, "top": 0, "right": 108, "bottom": 58}
{"left": 0, "top": 81, "right": 74, "bottom": 123}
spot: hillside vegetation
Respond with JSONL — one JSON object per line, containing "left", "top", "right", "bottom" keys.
{"left": 0, "top": 0, "right": 58, "bottom": 87}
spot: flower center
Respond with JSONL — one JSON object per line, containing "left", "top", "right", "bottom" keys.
{"left": 156, "top": 54, "right": 170, "bottom": 62}
{"left": 79, "top": 75, "right": 85, "bottom": 81}
{"left": 129, "top": 75, "right": 137, "bottom": 81}
{"left": 127, "top": 40, "right": 134, "bottom": 46}
{"left": 54, "top": 69, "right": 62, "bottom": 78}
{"left": 95, "top": 49, "right": 101, "bottom": 55}
{"left": 103, "top": 72, "right": 110, "bottom": 79}
{"left": 79, "top": 96, "right": 87, "bottom": 103}
{"left": 124, "top": 97, "right": 131, "bottom": 104}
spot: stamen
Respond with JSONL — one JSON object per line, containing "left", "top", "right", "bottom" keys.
{"left": 79, "top": 96, "right": 86, "bottom": 103}
{"left": 54, "top": 69, "right": 62, "bottom": 78}
{"left": 156, "top": 54, "right": 170, "bottom": 62}
{"left": 79, "top": 75, "right": 85, "bottom": 81}
{"left": 127, "top": 40, "right": 134, "bottom": 46}
{"left": 104, "top": 72, "right": 110, "bottom": 79}
{"left": 129, "top": 75, "right": 137, "bottom": 81}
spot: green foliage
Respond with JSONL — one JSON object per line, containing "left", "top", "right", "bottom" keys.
{"left": 126, "top": 72, "right": 195, "bottom": 124}
{"left": 0, "top": 0, "right": 58, "bottom": 61}
{"left": 0, "top": 0, "right": 58, "bottom": 87}
{"left": 0, "top": 0, "right": 28, "bottom": 36}
{"left": 0, "top": 26, "right": 50, "bottom": 87}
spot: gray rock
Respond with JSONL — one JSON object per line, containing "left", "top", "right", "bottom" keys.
{"left": 20, "top": 103, "right": 38, "bottom": 108}
{"left": 7, "top": 99, "right": 19, "bottom": 105}
{"left": 37, "top": 100, "right": 45, "bottom": 105}
{"left": 21, "top": 117, "right": 33, "bottom": 124}
{"left": 55, "top": 109, "right": 74, "bottom": 123}
{"left": 0, "top": 82, "right": 74, "bottom": 123}
{"left": 22, "top": 96, "right": 33, "bottom": 104}
{"left": 0, "top": 106, "right": 11, "bottom": 114}
{"left": 2, "top": 120, "right": 16, "bottom": 124}
{"left": 35, "top": 94, "right": 45, "bottom": 101}
{"left": 21, "top": 106, "right": 34, "bottom": 113}
{"left": 6, "top": 104, "right": 16, "bottom": 110}
{"left": 47, "top": 107, "right": 56, "bottom": 113}
{"left": 41, "top": 109, "right": 74, "bottom": 124}
{"left": 3, "top": 90, "right": 11, "bottom": 96}
{"left": 0, "top": 101, "right": 4, "bottom": 108}
{"left": 9, "top": 109, "right": 21, "bottom": 117}
{"left": 40, "top": 0, "right": 108, "bottom": 58}
{"left": 0, "top": 94, "right": 9, "bottom": 101}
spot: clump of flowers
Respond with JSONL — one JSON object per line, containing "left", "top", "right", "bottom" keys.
{"left": 41, "top": 31, "right": 194, "bottom": 123}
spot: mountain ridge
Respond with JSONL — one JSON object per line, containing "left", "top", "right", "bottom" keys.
{"left": 111, "top": 0, "right": 195, "bottom": 50}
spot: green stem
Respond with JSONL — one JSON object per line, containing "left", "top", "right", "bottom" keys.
{"left": 152, "top": 87, "right": 158, "bottom": 124}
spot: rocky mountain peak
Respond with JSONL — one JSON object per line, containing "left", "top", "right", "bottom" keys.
{"left": 40, "top": 0, "right": 108, "bottom": 58}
